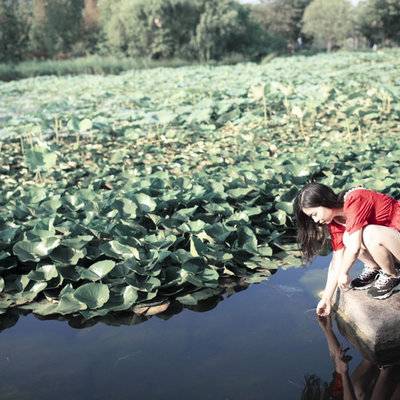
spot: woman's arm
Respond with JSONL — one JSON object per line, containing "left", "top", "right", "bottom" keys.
{"left": 323, "top": 248, "right": 344, "bottom": 301}
{"left": 317, "top": 249, "right": 344, "bottom": 316}
{"left": 318, "top": 224, "right": 365, "bottom": 316}
{"left": 337, "top": 229, "right": 363, "bottom": 290}
{"left": 318, "top": 317, "right": 357, "bottom": 400}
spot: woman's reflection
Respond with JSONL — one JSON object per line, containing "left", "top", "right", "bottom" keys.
{"left": 303, "top": 316, "right": 400, "bottom": 400}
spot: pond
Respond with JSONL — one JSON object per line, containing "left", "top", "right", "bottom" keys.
{"left": 0, "top": 255, "right": 399, "bottom": 400}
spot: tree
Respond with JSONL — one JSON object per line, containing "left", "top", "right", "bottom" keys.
{"left": 83, "top": 0, "right": 99, "bottom": 30}
{"left": 302, "top": 0, "right": 353, "bottom": 51}
{"left": 98, "top": 0, "right": 199, "bottom": 58}
{"left": 0, "top": 0, "right": 30, "bottom": 62}
{"left": 356, "top": 0, "right": 400, "bottom": 46}
{"left": 251, "top": 0, "right": 311, "bottom": 49}
{"left": 29, "top": 0, "right": 84, "bottom": 58}
{"left": 194, "top": 0, "right": 263, "bottom": 61}
{"left": 98, "top": 0, "right": 265, "bottom": 61}
{"left": 81, "top": 0, "right": 101, "bottom": 53}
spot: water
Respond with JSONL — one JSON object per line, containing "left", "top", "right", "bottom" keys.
{"left": 0, "top": 255, "right": 397, "bottom": 400}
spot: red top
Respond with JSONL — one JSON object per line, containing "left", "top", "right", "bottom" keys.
{"left": 328, "top": 189, "right": 400, "bottom": 251}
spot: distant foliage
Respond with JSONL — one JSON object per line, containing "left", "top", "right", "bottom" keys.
{"left": 98, "top": 0, "right": 264, "bottom": 61}
{"left": 357, "top": 0, "right": 400, "bottom": 46}
{"left": 302, "top": 0, "right": 353, "bottom": 51}
{"left": 80, "top": 0, "right": 102, "bottom": 53}
{"left": 194, "top": 0, "right": 267, "bottom": 61}
{"left": 251, "top": 0, "right": 311, "bottom": 50}
{"left": 98, "top": 0, "right": 199, "bottom": 59}
{"left": 0, "top": 0, "right": 30, "bottom": 62}
{"left": 0, "top": 0, "right": 399, "bottom": 64}
{"left": 28, "top": 0, "right": 84, "bottom": 58}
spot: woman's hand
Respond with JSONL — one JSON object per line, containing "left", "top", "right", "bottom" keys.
{"left": 317, "top": 314, "right": 332, "bottom": 330}
{"left": 333, "top": 347, "right": 352, "bottom": 374}
{"left": 338, "top": 272, "right": 351, "bottom": 290}
{"left": 316, "top": 298, "right": 331, "bottom": 317}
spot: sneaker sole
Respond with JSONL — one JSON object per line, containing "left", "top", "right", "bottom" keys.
{"left": 370, "top": 287, "right": 400, "bottom": 300}
{"left": 352, "top": 283, "right": 375, "bottom": 290}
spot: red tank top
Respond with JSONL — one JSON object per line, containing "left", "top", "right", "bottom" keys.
{"left": 328, "top": 188, "right": 400, "bottom": 251}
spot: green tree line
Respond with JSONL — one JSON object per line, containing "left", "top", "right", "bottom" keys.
{"left": 0, "top": 0, "right": 399, "bottom": 64}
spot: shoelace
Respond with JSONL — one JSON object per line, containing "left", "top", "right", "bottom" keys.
{"left": 359, "top": 267, "right": 377, "bottom": 279}
{"left": 375, "top": 273, "right": 392, "bottom": 289}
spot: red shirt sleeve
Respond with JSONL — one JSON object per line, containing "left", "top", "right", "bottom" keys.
{"left": 344, "top": 192, "right": 374, "bottom": 234}
{"left": 328, "top": 223, "right": 344, "bottom": 251}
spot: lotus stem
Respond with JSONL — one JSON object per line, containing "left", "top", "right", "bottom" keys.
{"left": 299, "top": 119, "right": 308, "bottom": 142}
{"left": 54, "top": 117, "right": 59, "bottom": 144}
{"left": 263, "top": 93, "right": 267, "bottom": 125}
{"left": 284, "top": 96, "right": 289, "bottom": 111}
{"left": 20, "top": 136, "right": 24, "bottom": 154}
{"left": 35, "top": 170, "right": 42, "bottom": 183}
{"left": 346, "top": 119, "right": 351, "bottom": 142}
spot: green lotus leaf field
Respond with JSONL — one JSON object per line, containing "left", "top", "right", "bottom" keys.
{"left": 0, "top": 49, "right": 399, "bottom": 318}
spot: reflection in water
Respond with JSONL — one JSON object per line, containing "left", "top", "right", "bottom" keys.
{"left": 302, "top": 316, "right": 400, "bottom": 400}
{"left": 0, "top": 276, "right": 251, "bottom": 332}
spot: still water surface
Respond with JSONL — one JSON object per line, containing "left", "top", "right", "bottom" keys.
{"left": 0, "top": 256, "right": 382, "bottom": 399}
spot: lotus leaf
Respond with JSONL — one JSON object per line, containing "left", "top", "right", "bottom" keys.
{"left": 100, "top": 241, "right": 140, "bottom": 260}
{"left": 87, "top": 260, "right": 116, "bottom": 278}
{"left": 176, "top": 288, "right": 221, "bottom": 305}
{"left": 62, "top": 235, "right": 94, "bottom": 250}
{"left": 24, "top": 146, "right": 57, "bottom": 173}
{"left": 0, "top": 224, "right": 19, "bottom": 245}
{"left": 50, "top": 246, "right": 86, "bottom": 265}
{"left": 27, "top": 264, "right": 58, "bottom": 281}
{"left": 134, "top": 193, "right": 157, "bottom": 213}
{"left": 13, "top": 237, "right": 60, "bottom": 262}
{"left": 237, "top": 226, "right": 258, "bottom": 253}
{"left": 101, "top": 285, "right": 138, "bottom": 312}
{"left": 79, "top": 119, "right": 93, "bottom": 131}
{"left": 73, "top": 283, "right": 110, "bottom": 309}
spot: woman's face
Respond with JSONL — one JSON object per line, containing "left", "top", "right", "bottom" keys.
{"left": 302, "top": 206, "right": 334, "bottom": 225}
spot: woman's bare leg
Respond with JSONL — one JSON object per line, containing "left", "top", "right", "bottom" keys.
{"left": 351, "top": 359, "right": 379, "bottom": 400}
{"left": 357, "top": 247, "right": 381, "bottom": 270}
{"left": 362, "top": 225, "right": 400, "bottom": 276}
{"left": 370, "top": 366, "right": 400, "bottom": 400}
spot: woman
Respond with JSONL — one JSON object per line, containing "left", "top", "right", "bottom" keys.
{"left": 293, "top": 182, "right": 400, "bottom": 316}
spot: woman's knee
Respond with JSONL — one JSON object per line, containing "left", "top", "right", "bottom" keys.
{"left": 362, "top": 224, "right": 400, "bottom": 248}
{"left": 362, "top": 225, "right": 382, "bottom": 247}
{"left": 343, "top": 228, "right": 370, "bottom": 249}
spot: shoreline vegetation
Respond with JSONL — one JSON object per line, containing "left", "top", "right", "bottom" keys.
{"left": 0, "top": 55, "right": 197, "bottom": 82}
{"left": 0, "top": 48, "right": 390, "bottom": 82}
{"left": 0, "top": 53, "right": 283, "bottom": 82}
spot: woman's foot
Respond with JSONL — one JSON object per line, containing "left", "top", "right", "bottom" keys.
{"left": 367, "top": 271, "right": 400, "bottom": 299}
{"left": 350, "top": 266, "right": 380, "bottom": 290}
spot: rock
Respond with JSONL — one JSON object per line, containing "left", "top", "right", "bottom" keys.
{"left": 334, "top": 289, "right": 400, "bottom": 366}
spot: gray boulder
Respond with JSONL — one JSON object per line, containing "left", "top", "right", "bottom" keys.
{"left": 334, "top": 289, "right": 400, "bottom": 366}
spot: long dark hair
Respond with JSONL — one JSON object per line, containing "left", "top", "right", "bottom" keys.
{"left": 293, "top": 182, "right": 346, "bottom": 262}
